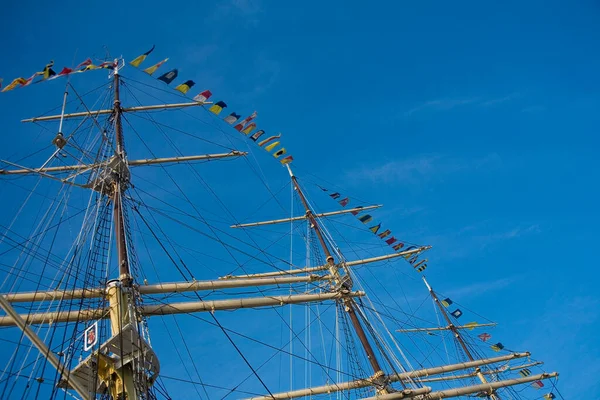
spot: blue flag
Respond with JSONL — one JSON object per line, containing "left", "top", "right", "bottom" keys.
{"left": 157, "top": 69, "right": 179, "bottom": 84}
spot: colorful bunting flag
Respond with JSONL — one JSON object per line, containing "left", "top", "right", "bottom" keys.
{"left": 403, "top": 245, "right": 418, "bottom": 253}
{"left": 339, "top": 197, "right": 349, "bottom": 207}
{"left": 1, "top": 77, "right": 27, "bottom": 92}
{"left": 143, "top": 58, "right": 169, "bottom": 75}
{"left": 79, "top": 64, "right": 100, "bottom": 72}
{"left": 378, "top": 229, "right": 391, "bottom": 239}
{"left": 56, "top": 67, "right": 73, "bottom": 78}
{"left": 385, "top": 236, "right": 397, "bottom": 245}
{"left": 273, "top": 148, "right": 286, "bottom": 158}
{"left": 76, "top": 58, "right": 93, "bottom": 69}
{"left": 174, "top": 80, "right": 195, "bottom": 94}
{"left": 280, "top": 155, "right": 293, "bottom": 165}
{"left": 329, "top": 192, "right": 341, "bottom": 199}
{"left": 258, "top": 134, "right": 281, "bottom": 147}
{"left": 369, "top": 223, "right": 381, "bottom": 234}
{"left": 358, "top": 214, "right": 373, "bottom": 224}
{"left": 250, "top": 130, "right": 265, "bottom": 141}
{"left": 531, "top": 381, "right": 544, "bottom": 389}
{"left": 98, "top": 61, "right": 117, "bottom": 69}
{"left": 413, "top": 259, "right": 427, "bottom": 270}
{"left": 22, "top": 74, "right": 37, "bottom": 87}
{"left": 415, "top": 263, "right": 427, "bottom": 272}
{"left": 498, "top": 363, "right": 509, "bottom": 372}
{"left": 209, "top": 101, "right": 227, "bottom": 115}
{"left": 441, "top": 298, "right": 453, "bottom": 307}
{"left": 224, "top": 112, "right": 241, "bottom": 124}
{"left": 350, "top": 206, "right": 363, "bottom": 216}
{"left": 234, "top": 111, "right": 257, "bottom": 131}
{"left": 40, "top": 60, "right": 56, "bottom": 80}
{"left": 392, "top": 242, "right": 404, "bottom": 251}
{"left": 265, "top": 141, "right": 280, "bottom": 152}
{"left": 491, "top": 343, "right": 504, "bottom": 352}
{"left": 478, "top": 333, "right": 491, "bottom": 342}
{"left": 241, "top": 122, "right": 257, "bottom": 135}
{"left": 463, "top": 322, "right": 478, "bottom": 330}
{"left": 519, "top": 368, "right": 531, "bottom": 377}
{"left": 129, "top": 45, "right": 155, "bottom": 67}
{"left": 450, "top": 309, "right": 463, "bottom": 319}
{"left": 193, "top": 90, "right": 212, "bottom": 102}
{"left": 543, "top": 393, "right": 556, "bottom": 399}
{"left": 157, "top": 69, "right": 178, "bottom": 84}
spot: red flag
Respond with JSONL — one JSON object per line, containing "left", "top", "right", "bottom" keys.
{"left": 234, "top": 111, "right": 257, "bottom": 131}
{"left": 350, "top": 206, "right": 363, "bottom": 216}
{"left": 57, "top": 67, "right": 73, "bottom": 76}
{"left": 22, "top": 74, "right": 37, "bottom": 87}
{"left": 339, "top": 197, "right": 349, "bottom": 207}
{"left": 531, "top": 381, "right": 544, "bottom": 389}
{"left": 478, "top": 333, "right": 491, "bottom": 342}
{"left": 193, "top": 90, "right": 212, "bottom": 102}
{"left": 76, "top": 58, "right": 93, "bottom": 69}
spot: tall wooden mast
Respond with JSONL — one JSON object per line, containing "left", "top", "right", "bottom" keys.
{"left": 286, "top": 165, "right": 389, "bottom": 393}
{"left": 106, "top": 60, "right": 138, "bottom": 399}
{"left": 113, "top": 61, "right": 130, "bottom": 281}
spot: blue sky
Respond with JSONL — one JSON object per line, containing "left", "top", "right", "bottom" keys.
{"left": 1, "top": 0, "right": 599, "bottom": 398}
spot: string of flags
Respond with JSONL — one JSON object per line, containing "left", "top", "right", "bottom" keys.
{"left": 1, "top": 59, "right": 117, "bottom": 93}
{"left": 440, "top": 297, "right": 515, "bottom": 356}
{"left": 318, "top": 185, "right": 429, "bottom": 272}
{"left": 442, "top": 298, "right": 555, "bottom": 394}
{"left": 127, "top": 46, "right": 294, "bottom": 165}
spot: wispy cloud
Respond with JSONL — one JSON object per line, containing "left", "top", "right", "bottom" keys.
{"left": 346, "top": 153, "right": 501, "bottom": 185}
{"left": 404, "top": 98, "right": 480, "bottom": 116}
{"left": 209, "top": 0, "right": 262, "bottom": 27}
{"left": 521, "top": 105, "right": 545, "bottom": 113}
{"left": 481, "top": 93, "right": 521, "bottom": 106}
{"left": 442, "top": 276, "right": 518, "bottom": 299}
{"left": 419, "top": 222, "right": 542, "bottom": 260}
{"left": 404, "top": 93, "right": 521, "bottom": 116}
{"left": 480, "top": 224, "right": 541, "bottom": 241}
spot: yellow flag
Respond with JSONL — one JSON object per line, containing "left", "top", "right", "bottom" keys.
{"left": 130, "top": 45, "right": 155, "bottom": 68}
{"left": 265, "top": 141, "right": 280, "bottom": 152}
{"left": 174, "top": 80, "right": 195, "bottom": 94}
{"left": 143, "top": 58, "right": 168, "bottom": 75}
{"left": 1, "top": 77, "right": 27, "bottom": 92}
{"left": 241, "top": 122, "right": 256, "bottom": 135}
{"left": 273, "top": 148, "right": 286, "bottom": 158}
{"left": 208, "top": 101, "right": 227, "bottom": 115}
{"left": 280, "top": 155, "right": 293, "bottom": 165}
{"left": 464, "top": 322, "right": 478, "bottom": 330}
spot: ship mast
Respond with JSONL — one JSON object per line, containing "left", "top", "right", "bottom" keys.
{"left": 286, "top": 165, "right": 390, "bottom": 394}
{"left": 422, "top": 276, "right": 500, "bottom": 400}
{"left": 106, "top": 60, "right": 139, "bottom": 399}
{"left": 113, "top": 61, "right": 129, "bottom": 280}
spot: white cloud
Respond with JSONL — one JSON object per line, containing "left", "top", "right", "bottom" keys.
{"left": 442, "top": 276, "right": 517, "bottom": 299}
{"left": 418, "top": 222, "right": 542, "bottom": 260}
{"left": 346, "top": 153, "right": 501, "bottom": 185}
{"left": 404, "top": 98, "right": 480, "bottom": 116}
{"left": 404, "top": 93, "right": 521, "bottom": 116}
